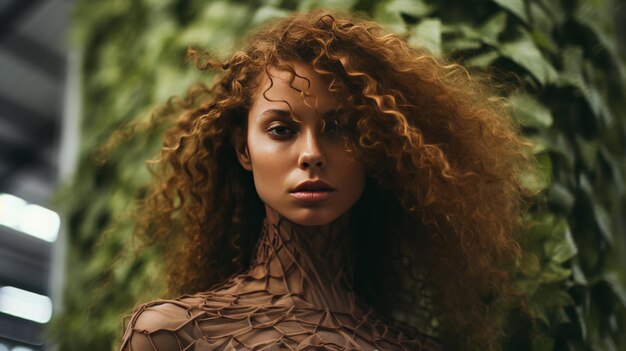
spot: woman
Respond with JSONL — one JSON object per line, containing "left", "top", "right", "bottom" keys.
{"left": 119, "top": 9, "right": 538, "bottom": 351}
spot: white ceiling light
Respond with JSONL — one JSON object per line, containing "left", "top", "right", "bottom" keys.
{"left": 0, "top": 286, "right": 52, "bottom": 324}
{"left": 0, "top": 193, "right": 60, "bottom": 242}
{"left": 12, "top": 347, "right": 34, "bottom": 351}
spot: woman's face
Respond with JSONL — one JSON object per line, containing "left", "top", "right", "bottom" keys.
{"left": 236, "top": 61, "right": 366, "bottom": 226}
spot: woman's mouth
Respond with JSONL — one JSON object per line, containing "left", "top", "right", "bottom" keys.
{"left": 290, "top": 190, "right": 335, "bottom": 202}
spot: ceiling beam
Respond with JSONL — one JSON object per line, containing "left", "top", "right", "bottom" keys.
{"left": 0, "top": 94, "right": 57, "bottom": 135}
{"left": 0, "top": 128, "right": 57, "bottom": 171}
{"left": 1, "top": 32, "right": 64, "bottom": 81}
{"left": 0, "top": 0, "right": 63, "bottom": 81}
{"left": 0, "top": 0, "right": 44, "bottom": 40}
{"left": 0, "top": 137, "right": 58, "bottom": 193}
{"left": 0, "top": 93, "right": 58, "bottom": 187}
{"left": 0, "top": 0, "right": 63, "bottom": 194}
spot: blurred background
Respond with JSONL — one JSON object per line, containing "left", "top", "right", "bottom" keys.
{"left": 0, "top": 0, "right": 625, "bottom": 350}
{"left": 0, "top": 0, "right": 72, "bottom": 350}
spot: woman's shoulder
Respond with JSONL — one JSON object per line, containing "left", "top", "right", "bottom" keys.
{"left": 119, "top": 294, "right": 207, "bottom": 351}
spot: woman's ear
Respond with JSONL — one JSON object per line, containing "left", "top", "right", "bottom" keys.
{"left": 236, "top": 146, "right": 253, "bottom": 171}
{"left": 234, "top": 137, "right": 253, "bottom": 171}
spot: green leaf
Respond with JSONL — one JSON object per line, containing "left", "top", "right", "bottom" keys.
{"left": 542, "top": 128, "right": 575, "bottom": 171}
{"left": 527, "top": 134, "right": 548, "bottom": 155}
{"left": 260, "top": 0, "right": 281, "bottom": 6}
{"left": 531, "top": 284, "right": 575, "bottom": 324}
{"left": 557, "top": 46, "right": 615, "bottom": 128}
{"left": 252, "top": 6, "right": 291, "bottom": 25}
{"left": 547, "top": 182, "right": 575, "bottom": 214}
{"left": 478, "top": 12, "right": 507, "bottom": 46}
{"left": 518, "top": 151, "right": 551, "bottom": 193}
{"left": 536, "top": 285, "right": 575, "bottom": 307}
{"left": 573, "top": 2, "right": 625, "bottom": 81}
{"left": 578, "top": 173, "right": 593, "bottom": 195}
{"left": 408, "top": 18, "right": 441, "bottom": 54}
{"left": 572, "top": 263, "right": 588, "bottom": 286}
{"left": 599, "top": 147, "right": 626, "bottom": 196}
{"left": 491, "top": 0, "right": 528, "bottom": 23}
{"left": 603, "top": 271, "right": 626, "bottom": 310}
{"left": 527, "top": 2, "right": 557, "bottom": 38}
{"left": 373, "top": 2, "right": 406, "bottom": 34}
{"left": 544, "top": 217, "right": 577, "bottom": 264}
{"left": 575, "top": 306, "right": 588, "bottom": 342}
{"left": 500, "top": 32, "right": 558, "bottom": 85}
{"left": 178, "top": 2, "right": 251, "bottom": 52}
{"left": 515, "top": 276, "right": 540, "bottom": 296}
{"left": 574, "top": 134, "right": 599, "bottom": 170}
{"left": 465, "top": 50, "right": 499, "bottom": 68}
{"left": 374, "top": 0, "right": 433, "bottom": 34}
{"left": 384, "top": 0, "right": 432, "bottom": 18}
{"left": 443, "top": 12, "right": 506, "bottom": 49}
{"left": 539, "top": 261, "right": 572, "bottom": 283}
{"left": 509, "top": 92, "right": 553, "bottom": 128}
{"left": 536, "top": 0, "right": 566, "bottom": 26}
{"left": 591, "top": 198, "right": 614, "bottom": 245}
{"left": 519, "top": 252, "right": 541, "bottom": 277}
{"left": 297, "top": 0, "right": 358, "bottom": 12}
{"left": 530, "top": 30, "right": 557, "bottom": 54}
{"left": 442, "top": 37, "right": 482, "bottom": 52}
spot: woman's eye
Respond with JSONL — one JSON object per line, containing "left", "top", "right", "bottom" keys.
{"left": 266, "top": 124, "right": 294, "bottom": 138}
{"left": 323, "top": 120, "right": 341, "bottom": 135}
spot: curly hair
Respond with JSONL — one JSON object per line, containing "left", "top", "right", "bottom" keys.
{"left": 129, "top": 9, "right": 540, "bottom": 351}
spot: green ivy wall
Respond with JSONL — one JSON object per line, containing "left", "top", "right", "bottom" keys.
{"left": 50, "top": 0, "right": 626, "bottom": 350}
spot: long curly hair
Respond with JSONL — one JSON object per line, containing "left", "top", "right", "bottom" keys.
{"left": 129, "top": 9, "right": 540, "bottom": 351}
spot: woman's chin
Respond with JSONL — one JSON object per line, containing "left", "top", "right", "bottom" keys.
{"left": 263, "top": 202, "right": 352, "bottom": 227}
{"left": 281, "top": 208, "right": 346, "bottom": 227}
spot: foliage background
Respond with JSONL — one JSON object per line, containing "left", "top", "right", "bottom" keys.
{"left": 49, "top": 0, "right": 626, "bottom": 350}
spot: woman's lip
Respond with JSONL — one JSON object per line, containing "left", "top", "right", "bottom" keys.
{"left": 290, "top": 190, "right": 335, "bottom": 202}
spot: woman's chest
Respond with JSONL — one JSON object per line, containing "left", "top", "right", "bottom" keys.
{"left": 153, "top": 295, "right": 434, "bottom": 351}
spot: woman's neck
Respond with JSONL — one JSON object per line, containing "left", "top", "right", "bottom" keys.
{"left": 246, "top": 205, "right": 359, "bottom": 312}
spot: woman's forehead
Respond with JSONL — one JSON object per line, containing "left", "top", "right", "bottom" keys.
{"left": 264, "top": 63, "right": 312, "bottom": 90}
{"left": 255, "top": 61, "right": 333, "bottom": 95}
{"left": 249, "top": 60, "right": 338, "bottom": 117}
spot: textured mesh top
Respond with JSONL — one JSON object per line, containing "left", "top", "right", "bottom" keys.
{"left": 119, "top": 208, "right": 444, "bottom": 350}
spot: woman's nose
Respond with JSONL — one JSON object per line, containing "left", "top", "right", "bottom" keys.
{"left": 297, "top": 128, "right": 326, "bottom": 169}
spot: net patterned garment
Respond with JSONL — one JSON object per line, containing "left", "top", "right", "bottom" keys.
{"left": 119, "top": 209, "right": 444, "bottom": 351}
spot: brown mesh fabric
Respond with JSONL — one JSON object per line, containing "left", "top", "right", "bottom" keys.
{"left": 120, "top": 209, "right": 444, "bottom": 350}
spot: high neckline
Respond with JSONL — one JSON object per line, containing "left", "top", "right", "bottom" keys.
{"left": 121, "top": 208, "right": 447, "bottom": 351}
{"left": 246, "top": 206, "right": 358, "bottom": 313}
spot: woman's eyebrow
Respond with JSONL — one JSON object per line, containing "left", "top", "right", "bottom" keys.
{"left": 258, "top": 109, "right": 292, "bottom": 119}
{"left": 257, "top": 108, "right": 337, "bottom": 121}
